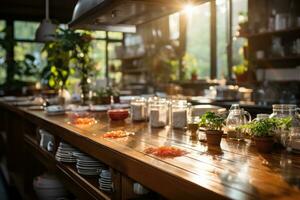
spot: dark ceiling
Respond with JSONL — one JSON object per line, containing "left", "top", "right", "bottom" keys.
{"left": 0, "top": 0, "right": 78, "bottom": 23}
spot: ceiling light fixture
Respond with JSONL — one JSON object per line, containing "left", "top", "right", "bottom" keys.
{"left": 35, "top": 0, "right": 57, "bottom": 42}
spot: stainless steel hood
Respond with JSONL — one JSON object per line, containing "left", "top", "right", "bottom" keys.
{"left": 69, "top": 0, "right": 206, "bottom": 33}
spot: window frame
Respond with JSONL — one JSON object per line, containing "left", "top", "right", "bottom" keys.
{"left": 178, "top": 0, "right": 239, "bottom": 80}
{"left": 0, "top": 19, "right": 124, "bottom": 85}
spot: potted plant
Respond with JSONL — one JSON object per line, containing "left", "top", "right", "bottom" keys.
{"left": 92, "top": 86, "right": 120, "bottom": 105}
{"left": 232, "top": 60, "right": 248, "bottom": 83}
{"left": 41, "top": 29, "right": 95, "bottom": 105}
{"left": 240, "top": 118, "right": 278, "bottom": 153}
{"left": 199, "top": 112, "right": 225, "bottom": 146}
{"left": 191, "top": 69, "right": 198, "bottom": 81}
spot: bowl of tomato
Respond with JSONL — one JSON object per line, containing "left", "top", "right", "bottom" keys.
{"left": 107, "top": 109, "right": 129, "bottom": 121}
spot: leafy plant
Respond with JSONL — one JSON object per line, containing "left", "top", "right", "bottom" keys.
{"left": 199, "top": 112, "right": 225, "bottom": 131}
{"left": 238, "top": 117, "right": 291, "bottom": 137}
{"left": 94, "top": 86, "right": 120, "bottom": 98}
{"left": 41, "top": 28, "right": 94, "bottom": 92}
{"left": 232, "top": 60, "right": 248, "bottom": 75}
{"left": 12, "top": 54, "right": 40, "bottom": 82}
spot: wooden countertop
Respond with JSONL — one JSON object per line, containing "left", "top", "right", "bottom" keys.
{"left": 1, "top": 100, "right": 300, "bottom": 200}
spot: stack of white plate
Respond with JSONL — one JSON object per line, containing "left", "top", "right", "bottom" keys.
{"left": 33, "top": 173, "right": 69, "bottom": 200}
{"left": 45, "top": 105, "right": 65, "bottom": 116}
{"left": 99, "top": 169, "right": 113, "bottom": 192}
{"left": 74, "top": 152, "right": 107, "bottom": 176}
{"left": 55, "top": 142, "right": 79, "bottom": 163}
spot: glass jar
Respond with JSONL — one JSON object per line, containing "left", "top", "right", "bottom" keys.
{"left": 149, "top": 99, "right": 169, "bottom": 128}
{"left": 270, "top": 104, "right": 300, "bottom": 147}
{"left": 171, "top": 100, "right": 189, "bottom": 129}
{"left": 131, "top": 97, "right": 148, "bottom": 121}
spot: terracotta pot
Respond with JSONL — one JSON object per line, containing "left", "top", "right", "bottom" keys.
{"left": 205, "top": 130, "right": 223, "bottom": 146}
{"left": 236, "top": 73, "right": 248, "bottom": 83}
{"left": 191, "top": 73, "right": 198, "bottom": 81}
{"left": 254, "top": 137, "right": 274, "bottom": 153}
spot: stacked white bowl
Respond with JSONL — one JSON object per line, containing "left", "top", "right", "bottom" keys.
{"left": 33, "top": 173, "right": 70, "bottom": 200}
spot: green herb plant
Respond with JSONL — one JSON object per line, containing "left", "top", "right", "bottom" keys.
{"left": 238, "top": 117, "right": 292, "bottom": 137}
{"left": 232, "top": 60, "right": 248, "bottom": 75}
{"left": 199, "top": 112, "right": 225, "bottom": 131}
{"left": 94, "top": 86, "right": 120, "bottom": 98}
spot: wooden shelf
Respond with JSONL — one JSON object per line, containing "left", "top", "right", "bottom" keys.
{"left": 239, "top": 27, "right": 300, "bottom": 38}
{"left": 111, "top": 55, "right": 144, "bottom": 60}
{"left": 24, "top": 134, "right": 112, "bottom": 200}
{"left": 254, "top": 56, "right": 300, "bottom": 63}
{"left": 57, "top": 163, "right": 112, "bottom": 200}
{"left": 122, "top": 68, "right": 147, "bottom": 74}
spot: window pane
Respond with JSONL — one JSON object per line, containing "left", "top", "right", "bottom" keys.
{"left": 14, "top": 21, "right": 39, "bottom": 40}
{"left": 232, "top": 0, "right": 248, "bottom": 66}
{"left": 108, "top": 42, "right": 122, "bottom": 84}
{"left": 92, "top": 31, "right": 106, "bottom": 39}
{"left": 185, "top": 2, "right": 211, "bottom": 79}
{"left": 0, "top": 20, "right": 6, "bottom": 84}
{"left": 14, "top": 42, "right": 46, "bottom": 68}
{"left": 108, "top": 42, "right": 122, "bottom": 59}
{"left": 89, "top": 40, "right": 106, "bottom": 78}
{"left": 0, "top": 46, "right": 6, "bottom": 84}
{"left": 169, "top": 12, "right": 180, "bottom": 40}
{"left": 0, "top": 20, "right": 6, "bottom": 39}
{"left": 108, "top": 32, "right": 123, "bottom": 40}
{"left": 109, "top": 59, "right": 122, "bottom": 84}
{"left": 217, "top": 0, "right": 228, "bottom": 79}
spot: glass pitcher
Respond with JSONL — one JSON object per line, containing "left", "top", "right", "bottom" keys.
{"left": 226, "top": 104, "right": 251, "bottom": 140}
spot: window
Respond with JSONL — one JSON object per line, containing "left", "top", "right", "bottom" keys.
{"left": 232, "top": 0, "right": 248, "bottom": 67}
{"left": 13, "top": 21, "right": 46, "bottom": 82}
{"left": 169, "top": 13, "right": 180, "bottom": 40}
{"left": 108, "top": 42, "right": 122, "bottom": 84}
{"left": 14, "top": 21, "right": 39, "bottom": 40}
{"left": 185, "top": 2, "right": 211, "bottom": 79}
{"left": 92, "top": 31, "right": 106, "bottom": 39}
{"left": 108, "top": 32, "right": 123, "bottom": 40}
{"left": 0, "top": 20, "right": 6, "bottom": 84}
{"left": 89, "top": 40, "right": 106, "bottom": 78}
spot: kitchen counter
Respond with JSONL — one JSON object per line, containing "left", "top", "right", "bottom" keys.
{"left": 1, "top": 100, "right": 300, "bottom": 200}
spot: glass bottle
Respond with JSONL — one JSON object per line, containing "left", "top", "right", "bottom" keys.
{"left": 131, "top": 97, "right": 148, "bottom": 122}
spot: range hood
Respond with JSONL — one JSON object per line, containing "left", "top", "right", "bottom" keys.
{"left": 69, "top": 0, "right": 206, "bottom": 33}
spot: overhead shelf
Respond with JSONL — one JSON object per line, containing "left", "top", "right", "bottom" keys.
{"left": 238, "top": 27, "right": 300, "bottom": 38}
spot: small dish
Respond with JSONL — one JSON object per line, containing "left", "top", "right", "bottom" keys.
{"left": 107, "top": 109, "right": 129, "bottom": 121}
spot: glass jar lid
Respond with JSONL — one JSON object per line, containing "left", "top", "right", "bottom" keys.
{"left": 272, "top": 104, "right": 297, "bottom": 111}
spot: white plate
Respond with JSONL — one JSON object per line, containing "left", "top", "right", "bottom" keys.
{"left": 89, "top": 105, "right": 111, "bottom": 112}
{"left": 71, "top": 106, "right": 89, "bottom": 112}
{"left": 111, "top": 103, "right": 130, "bottom": 109}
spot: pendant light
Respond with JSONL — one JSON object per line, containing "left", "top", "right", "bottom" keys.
{"left": 35, "top": 0, "right": 57, "bottom": 42}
